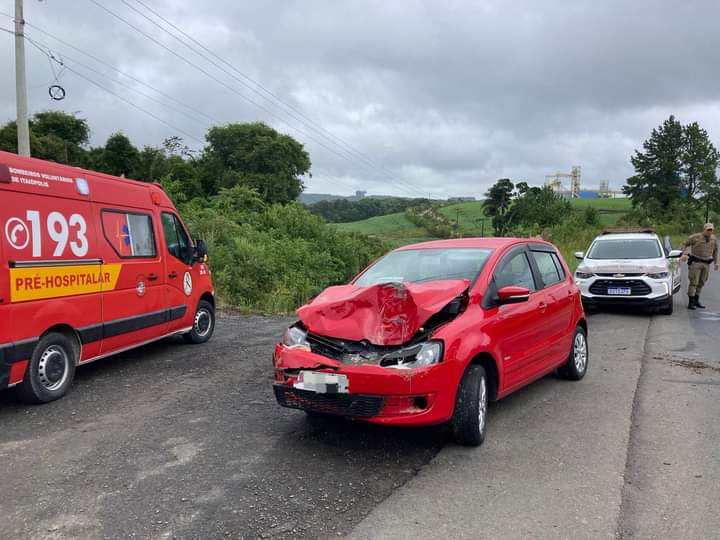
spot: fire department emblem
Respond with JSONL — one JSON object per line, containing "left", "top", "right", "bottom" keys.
{"left": 136, "top": 280, "right": 146, "bottom": 297}
{"left": 183, "top": 272, "right": 193, "bottom": 296}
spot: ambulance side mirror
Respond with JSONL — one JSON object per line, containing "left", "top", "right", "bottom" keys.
{"left": 194, "top": 239, "right": 208, "bottom": 263}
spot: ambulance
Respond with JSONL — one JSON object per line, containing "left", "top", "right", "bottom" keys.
{"left": 0, "top": 151, "right": 215, "bottom": 403}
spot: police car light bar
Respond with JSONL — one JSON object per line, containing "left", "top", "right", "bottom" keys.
{"left": 600, "top": 227, "right": 656, "bottom": 235}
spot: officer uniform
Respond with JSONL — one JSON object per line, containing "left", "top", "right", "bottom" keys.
{"left": 683, "top": 224, "right": 718, "bottom": 309}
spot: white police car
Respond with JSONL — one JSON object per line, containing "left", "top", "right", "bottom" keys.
{"left": 574, "top": 229, "right": 682, "bottom": 315}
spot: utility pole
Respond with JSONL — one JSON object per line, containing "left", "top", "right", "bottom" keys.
{"left": 15, "top": 0, "right": 30, "bottom": 156}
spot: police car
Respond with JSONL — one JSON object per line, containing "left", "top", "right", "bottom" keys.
{"left": 574, "top": 229, "right": 682, "bottom": 314}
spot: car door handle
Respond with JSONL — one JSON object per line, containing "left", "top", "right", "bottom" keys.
{"left": 168, "top": 271, "right": 178, "bottom": 279}
{"left": 538, "top": 301, "right": 547, "bottom": 313}
{"left": 147, "top": 273, "right": 159, "bottom": 282}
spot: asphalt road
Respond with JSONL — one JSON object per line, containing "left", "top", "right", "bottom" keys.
{"left": 1, "top": 271, "right": 719, "bottom": 539}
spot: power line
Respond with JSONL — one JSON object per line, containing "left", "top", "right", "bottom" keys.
{"left": 127, "top": 0, "right": 423, "bottom": 198}
{"left": 26, "top": 34, "right": 213, "bottom": 129}
{"left": 88, "top": 0, "right": 423, "bottom": 198}
{"left": 19, "top": 19, "right": 221, "bottom": 125}
{"left": 25, "top": 36, "right": 205, "bottom": 144}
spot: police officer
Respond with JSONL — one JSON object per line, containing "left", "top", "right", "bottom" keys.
{"left": 680, "top": 223, "right": 719, "bottom": 309}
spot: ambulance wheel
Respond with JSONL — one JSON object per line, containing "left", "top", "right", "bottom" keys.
{"left": 183, "top": 300, "right": 215, "bottom": 344}
{"left": 16, "top": 332, "right": 77, "bottom": 404}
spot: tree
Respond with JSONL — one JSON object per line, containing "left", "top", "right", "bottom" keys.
{"left": 509, "top": 186, "right": 571, "bottom": 230}
{"left": 99, "top": 132, "right": 139, "bottom": 177}
{"left": 483, "top": 178, "right": 515, "bottom": 236}
{"left": 624, "top": 115, "right": 684, "bottom": 218}
{"left": 683, "top": 122, "right": 719, "bottom": 221}
{"left": 201, "top": 122, "right": 310, "bottom": 203}
{"left": 0, "top": 111, "right": 90, "bottom": 164}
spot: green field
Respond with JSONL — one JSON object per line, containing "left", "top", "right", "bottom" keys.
{"left": 337, "top": 197, "right": 632, "bottom": 242}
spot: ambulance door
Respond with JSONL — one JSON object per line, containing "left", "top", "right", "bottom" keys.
{"left": 160, "top": 210, "right": 195, "bottom": 332}
{"left": 96, "top": 207, "right": 168, "bottom": 354}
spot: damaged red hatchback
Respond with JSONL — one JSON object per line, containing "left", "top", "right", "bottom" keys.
{"left": 273, "top": 238, "right": 588, "bottom": 446}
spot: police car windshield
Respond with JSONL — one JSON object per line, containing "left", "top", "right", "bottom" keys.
{"left": 355, "top": 248, "right": 493, "bottom": 286}
{"left": 588, "top": 239, "right": 662, "bottom": 260}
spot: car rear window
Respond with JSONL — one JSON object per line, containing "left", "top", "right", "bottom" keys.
{"left": 588, "top": 239, "right": 662, "bottom": 260}
{"left": 355, "top": 248, "right": 494, "bottom": 286}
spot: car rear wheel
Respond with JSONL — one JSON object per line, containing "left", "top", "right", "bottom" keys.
{"left": 451, "top": 364, "right": 488, "bottom": 446}
{"left": 16, "top": 332, "right": 77, "bottom": 404}
{"left": 558, "top": 326, "right": 588, "bottom": 381}
{"left": 183, "top": 300, "right": 215, "bottom": 344}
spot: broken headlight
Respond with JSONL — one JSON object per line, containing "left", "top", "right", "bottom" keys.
{"left": 282, "top": 326, "right": 311, "bottom": 351}
{"left": 384, "top": 341, "right": 443, "bottom": 369}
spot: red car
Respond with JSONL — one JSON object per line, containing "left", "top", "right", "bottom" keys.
{"left": 273, "top": 238, "right": 588, "bottom": 446}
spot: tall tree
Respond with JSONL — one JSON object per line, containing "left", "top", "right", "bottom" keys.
{"left": 624, "top": 115, "right": 684, "bottom": 216}
{"left": 483, "top": 178, "right": 515, "bottom": 236}
{"left": 682, "top": 121, "right": 719, "bottom": 219}
{"left": 0, "top": 111, "right": 90, "bottom": 164}
{"left": 99, "top": 132, "right": 139, "bottom": 177}
{"left": 201, "top": 122, "right": 310, "bottom": 203}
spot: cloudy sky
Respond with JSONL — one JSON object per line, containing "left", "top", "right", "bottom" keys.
{"left": 2, "top": 0, "right": 720, "bottom": 198}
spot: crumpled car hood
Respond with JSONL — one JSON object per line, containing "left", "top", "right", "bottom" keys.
{"left": 297, "top": 280, "right": 469, "bottom": 346}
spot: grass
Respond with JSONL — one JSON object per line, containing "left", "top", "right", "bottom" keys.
{"left": 334, "top": 212, "right": 427, "bottom": 238}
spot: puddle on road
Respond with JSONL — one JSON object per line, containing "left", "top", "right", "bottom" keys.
{"left": 695, "top": 311, "right": 720, "bottom": 321}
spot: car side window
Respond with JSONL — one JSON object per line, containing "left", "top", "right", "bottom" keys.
{"left": 101, "top": 210, "right": 157, "bottom": 258}
{"left": 531, "top": 251, "right": 563, "bottom": 287}
{"left": 495, "top": 252, "right": 536, "bottom": 291}
{"left": 161, "top": 212, "right": 192, "bottom": 265}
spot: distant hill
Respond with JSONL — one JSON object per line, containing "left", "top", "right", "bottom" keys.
{"left": 299, "top": 193, "right": 350, "bottom": 205}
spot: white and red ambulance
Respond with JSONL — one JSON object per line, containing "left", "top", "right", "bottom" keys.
{"left": 0, "top": 151, "right": 215, "bottom": 403}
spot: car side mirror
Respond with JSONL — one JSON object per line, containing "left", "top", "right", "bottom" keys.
{"left": 496, "top": 286, "right": 531, "bottom": 306}
{"left": 668, "top": 249, "right": 683, "bottom": 259}
{"left": 194, "top": 239, "right": 209, "bottom": 263}
{"left": 574, "top": 251, "right": 585, "bottom": 260}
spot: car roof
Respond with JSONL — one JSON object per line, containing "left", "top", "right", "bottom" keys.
{"left": 593, "top": 233, "right": 659, "bottom": 241}
{"left": 394, "top": 237, "right": 543, "bottom": 251}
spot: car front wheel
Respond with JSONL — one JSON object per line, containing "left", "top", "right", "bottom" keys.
{"left": 558, "top": 326, "right": 589, "bottom": 380}
{"left": 451, "top": 364, "right": 488, "bottom": 446}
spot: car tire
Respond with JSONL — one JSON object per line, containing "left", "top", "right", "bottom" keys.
{"left": 16, "top": 332, "right": 77, "bottom": 404}
{"left": 659, "top": 297, "right": 674, "bottom": 316}
{"left": 558, "top": 326, "right": 589, "bottom": 381}
{"left": 183, "top": 300, "right": 215, "bottom": 344}
{"left": 451, "top": 364, "right": 488, "bottom": 447}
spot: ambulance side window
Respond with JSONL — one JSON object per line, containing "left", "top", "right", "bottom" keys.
{"left": 101, "top": 210, "right": 157, "bottom": 258}
{"left": 161, "top": 212, "right": 192, "bottom": 265}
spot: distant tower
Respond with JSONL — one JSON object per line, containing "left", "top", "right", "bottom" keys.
{"left": 570, "top": 166, "right": 581, "bottom": 198}
{"left": 355, "top": 190, "right": 367, "bottom": 199}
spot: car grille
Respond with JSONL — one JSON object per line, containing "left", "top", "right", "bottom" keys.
{"left": 595, "top": 272, "right": 644, "bottom": 277}
{"left": 589, "top": 279, "right": 652, "bottom": 296}
{"left": 273, "top": 385, "right": 384, "bottom": 417}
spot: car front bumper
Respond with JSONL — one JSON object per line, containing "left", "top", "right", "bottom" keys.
{"left": 576, "top": 275, "right": 676, "bottom": 307}
{"left": 272, "top": 344, "right": 460, "bottom": 426}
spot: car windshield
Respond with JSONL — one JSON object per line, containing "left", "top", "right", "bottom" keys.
{"left": 355, "top": 248, "right": 494, "bottom": 287}
{"left": 588, "top": 238, "right": 662, "bottom": 260}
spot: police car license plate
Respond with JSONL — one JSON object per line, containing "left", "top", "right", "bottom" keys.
{"left": 294, "top": 371, "right": 349, "bottom": 394}
{"left": 607, "top": 287, "right": 631, "bottom": 295}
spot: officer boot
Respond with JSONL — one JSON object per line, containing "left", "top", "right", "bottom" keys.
{"left": 688, "top": 295, "right": 696, "bottom": 310}
{"left": 695, "top": 295, "right": 706, "bottom": 309}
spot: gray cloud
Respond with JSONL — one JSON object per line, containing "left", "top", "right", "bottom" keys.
{"left": 2, "top": 0, "right": 719, "bottom": 198}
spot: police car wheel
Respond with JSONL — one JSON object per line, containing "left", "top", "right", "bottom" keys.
{"left": 183, "top": 300, "right": 215, "bottom": 344}
{"left": 16, "top": 332, "right": 77, "bottom": 404}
